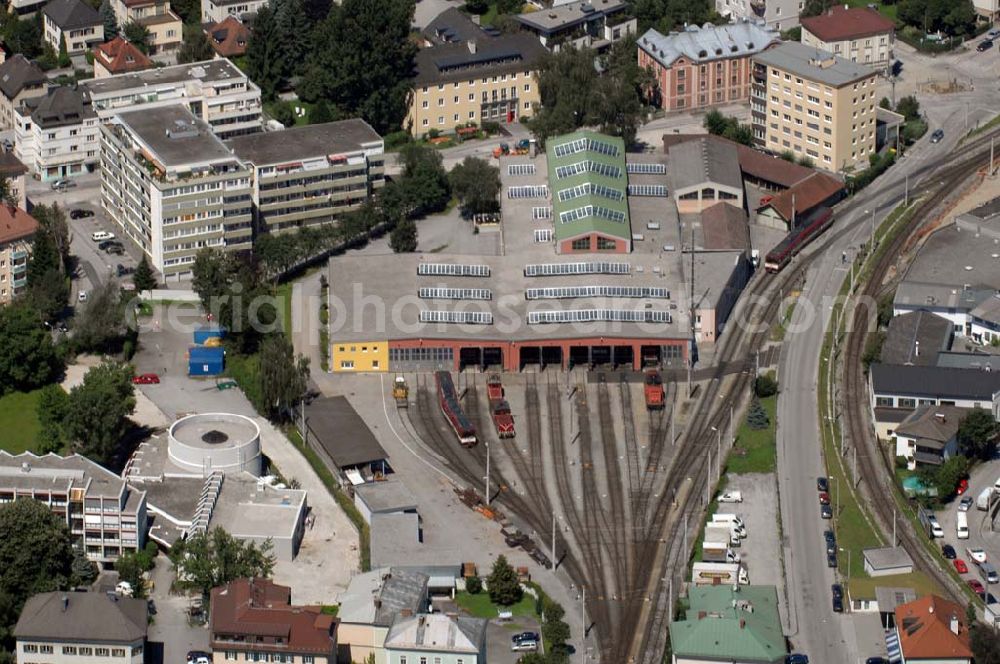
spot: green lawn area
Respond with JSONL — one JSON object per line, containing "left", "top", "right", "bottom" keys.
{"left": 264, "top": 100, "right": 314, "bottom": 127}
{"left": 726, "top": 396, "right": 777, "bottom": 474}
{"left": 845, "top": 0, "right": 897, "bottom": 21}
{"left": 0, "top": 389, "right": 45, "bottom": 454}
{"left": 454, "top": 590, "right": 537, "bottom": 620}
{"left": 275, "top": 282, "right": 293, "bottom": 335}
{"left": 847, "top": 571, "right": 940, "bottom": 600}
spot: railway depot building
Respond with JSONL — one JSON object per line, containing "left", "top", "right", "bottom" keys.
{"left": 327, "top": 130, "right": 754, "bottom": 373}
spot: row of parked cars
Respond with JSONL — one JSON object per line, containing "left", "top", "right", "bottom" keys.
{"left": 976, "top": 28, "right": 1000, "bottom": 52}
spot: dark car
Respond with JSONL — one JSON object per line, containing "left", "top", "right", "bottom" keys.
{"left": 833, "top": 595, "right": 844, "bottom": 612}
{"left": 832, "top": 584, "right": 843, "bottom": 600}
{"left": 827, "top": 552, "right": 838, "bottom": 568}
{"left": 826, "top": 538, "right": 837, "bottom": 555}
{"left": 98, "top": 239, "right": 123, "bottom": 251}
{"left": 821, "top": 504, "right": 833, "bottom": 519}
{"left": 511, "top": 631, "right": 540, "bottom": 643}
{"left": 70, "top": 208, "right": 94, "bottom": 219}
{"left": 105, "top": 244, "right": 125, "bottom": 255}
{"left": 942, "top": 544, "right": 957, "bottom": 559}
{"left": 786, "top": 655, "right": 809, "bottom": 664}
{"left": 977, "top": 39, "right": 994, "bottom": 52}
{"left": 817, "top": 477, "right": 829, "bottom": 492}
{"left": 824, "top": 529, "right": 836, "bottom": 543}
{"left": 891, "top": 60, "right": 902, "bottom": 76}
{"left": 147, "top": 599, "right": 157, "bottom": 615}
{"left": 866, "top": 658, "right": 888, "bottom": 664}
{"left": 930, "top": 129, "right": 944, "bottom": 143}
{"left": 116, "top": 264, "right": 135, "bottom": 277}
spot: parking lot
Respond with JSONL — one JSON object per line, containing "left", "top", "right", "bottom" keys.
{"left": 934, "top": 458, "right": 1000, "bottom": 597}
{"left": 722, "top": 474, "right": 785, "bottom": 593}
{"left": 147, "top": 554, "right": 210, "bottom": 664}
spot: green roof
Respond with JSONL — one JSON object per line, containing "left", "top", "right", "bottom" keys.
{"left": 545, "top": 130, "right": 630, "bottom": 245}
{"left": 668, "top": 586, "right": 786, "bottom": 663}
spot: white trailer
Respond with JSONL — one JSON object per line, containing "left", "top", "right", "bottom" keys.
{"left": 691, "top": 562, "right": 749, "bottom": 587}
{"left": 711, "top": 513, "right": 747, "bottom": 537}
{"left": 978, "top": 487, "right": 994, "bottom": 511}
{"left": 702, "top": 542, "right": 741, "bottom": 563}
{"left": 705, "top": 524, "right": 740, "bottom": 547}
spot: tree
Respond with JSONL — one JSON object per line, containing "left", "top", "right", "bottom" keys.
{"left": 801, "top": 0, "right": 834, "bottom": 17}
{"left": 114, "top": 551, "right": 147, "bottom": 598}
{"left": 530, "top": 46, "right": 602, "bottom": 144}
{"left": 879, "top": 97, "right": 892, "bottom": 110}
{"left": 168, "top": 527, "right": 275, "bottom": 599}
{"left": 449, "top": 157, "right": 500, "bottom": 217}
{"left": 971, "top": 622, "right": 1000, "bottom": 664}
{"left": 258, "top": 333, "right": 309, "bottom": 421}
{"left": 389, "top": 218, "right": 418, "bottom": 253}
{"left": 703, "top": 110, "right": 754, "bottom": 146}
{"left": 398, "top": 144, "right": 450, "bottom": 215}
{"left": 956, "top": 407, "right": 998, "bottom": 460}
{"left": 897, "top": 0, "right": 976, "bottom": 36}
{"left": 57, "top": 34, "right": 71, "bottom": 68}
{"left": 63, "top": 361, "right": 135, "bottom": 466}
{"left": 754, "top": 373, "right": 778, "bottom": 398}
{"left": 177, "top": 23, "right": 214, "bottom": 64}
{"left": 99, "top": 0, "right": 119, "bottom": 38}
{"left": 133, "top": 255, "right": 156, "bottom": 295}
{"left": 0, "top": 176, "right": 15, "bottom": 208}
{"left": 298, "top": 0, "right": 416, "bottom": 133}
{"left": 70, "top": 549, "right": 98, "bottom": 588}
{"left": 270, "top": 100, "right": 296, "bottom": 127}
{"left": 246, "top": 3, "right": 283, "bottom": 100}
{"left": 746, "top": 397, "right": 769, "bottom": 430}
{"left": 930, "top": 454, "right": 969, "bottom": 498}
{"left": 32, "top": 205, "right": 70, "bottom": 268}
{"left": 465, "top": 0, "right": 488, "bottom": 13}
{"left": 36, "top": 384, "right": 69, "bottom": 454}
{"left": 487, "top": 554, "right": 522, "bottom": 606}
{"left": 594, "top": 36, "right": 647, "bottom": 146}
{"left": 169, "top": 0, "right": 201, "bottom": 23}
{"left": 309, "top": 99, "right": 334, "bottom": 124}
{"left": 122, "top": 21, "right": 151, "bottom": 53}
{"left": 72, "top": 279, "right": 127, "bottom": 353}
{"left": 0, "top": 304, "right": 62, "bottom": 395}
{"left": 465, "top": 575, "right": 482, "bottom": 594}
{"left": 895, "top": 95, "right": 921, "bottom": 121}
{"left": 5, "top": 16, "right": 44, "bottom": 59}
{"left": 192, "top": 248, "right": 233, "bottom": 311}
{"left": 25, "top": 222, "right": 68, "bottom": 323}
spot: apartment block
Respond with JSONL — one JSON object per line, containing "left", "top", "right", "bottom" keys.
{"left": 0, "top": 151, "right": 29, "bottom": 209}
{"left": 407, "top": 10, "right": 546, "bottom": 137}
{"left": 82, "top": 59, "right": 262, "bottom": 139}
{"left": 43, "top": 0, "right": 104, "bottom": 55}
{"left": 0, "top": 452, "right": 147, "bottom": 562}
{"left": 751, "top": 41, "right": 878, "bottom": 173}
{"left": 973, "top": 0, "right": 999, "bottom": 21}
{"left": 0, "top": 204, "right": 36, "bottom": 304}
{"left": 800, "top": 5, "right": 895, "bottom": 71}
{"left": 225, "top": 119, "right": 385, "bottom": 235}
{"left": 715, "top": 0, "right": 802, "bottom": 30}
{"left": 109, "top": 0, "right": 181, "bottom": 53}
{"left": 201, "top": 0, "right": 267, "bottom": 24}
{"left": 637, "top": 23, "right": 780, "bottom": 112}
{"left": 15, "top": 86, "right": 100, "bottom": 182}
{"left": 100, "top": 105, "right": 253, "bottom": 281}
{"left": 15, "top": 592, "right": 147, "bottom": 664}
{"left": 512, "top": 0, "right": 636, "bottom": 52}
{"left": 0, "top": 55, "right": 48, "bottom": 131}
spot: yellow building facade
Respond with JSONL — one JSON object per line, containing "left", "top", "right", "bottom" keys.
{"left": 332, "top": 341, "right": 389, "bottom": 372}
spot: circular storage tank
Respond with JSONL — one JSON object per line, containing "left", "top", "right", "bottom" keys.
{"left": 168, "top": 413, "right": 262, "bottom": 476}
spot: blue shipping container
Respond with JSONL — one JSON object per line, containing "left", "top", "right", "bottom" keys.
{"left": 188, "top": 346, "right": 224, "bottom": 376}
{"left": 193, "top": 325, "right": 225, "bottom": 345}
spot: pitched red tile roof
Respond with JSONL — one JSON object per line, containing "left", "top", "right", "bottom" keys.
{"left": 662, "top": 133, "right": 816, "bottom": 188}
{"left": 894, "top": 595, "right": 972, "bottom": 660}
{"left": 210, "top": 578, "right": 337, "bottom": 655}
{"left": 761, "top": 171, "right": 844, "bottom": 222}
{"left": 93, "top": 36, "right": 153, "bottom": 75}
{"left": 701, "top": 201, "right": 749, "bottom": 251}
{"left": 800, "top": 5, "right": 895, "bottom": 43}
{"left": 0, "top": 204, "right": 38, "bottom": 244}
{"left": 205, "top": 16, "right": 250, "bottom": 58}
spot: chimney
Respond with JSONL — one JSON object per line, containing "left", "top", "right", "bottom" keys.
{"left": 914, "top": 340, "right": 920, "bottom": 357}
{"left": 62, "top": 595, "right": 69, "bottom": 612}
{"left": 467, "top": 40, "right": 477, "bottom": 54}
{"left": 934, "top": 412, "right": 945, "bottom": 424}
{"left": 928, "top": 604, "right": 934, "bottom": 614}
{"left": 697, "top": 611, "right": 707, "bottom": 620}
{"left": 950, "top": 613, "right": 960, "bottom": 635}
{"left": 21, "top": 462, "right": 30, "bottom": 473}
{"left": 739, "top": 619, "right": 746, "bottom": 629}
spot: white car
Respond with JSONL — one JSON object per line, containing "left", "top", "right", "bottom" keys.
{"left": 717, "top": 491, "right": 743, "bottom": 503}
{"left": 115, "top": 581, "right": 133, "bottom": 597}
{"left": 959, "top": 496, "right": 974, "bottom": 512}
{"left": 92, "top": 231, "right": 115, "bottom": 242}
{"left": 78, "top": 290, "right": 88, "bottom": 303}
{"left": 967, "top": 547, "right": 988, "bottom": 564}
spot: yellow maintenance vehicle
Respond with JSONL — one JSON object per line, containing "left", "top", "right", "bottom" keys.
{"left": 392, "top": 376, "right": 409, "bottom": 408}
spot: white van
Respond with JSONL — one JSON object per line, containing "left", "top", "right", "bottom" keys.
{"left": 929, "top": 517, "right": 944, "bottom": 538}
{"left": 957, "top": 511, "right": 969, "bottom": 540}
{"left": 711, "top": 513, "right": 747, "bottom": 534}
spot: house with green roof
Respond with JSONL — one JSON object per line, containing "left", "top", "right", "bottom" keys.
{"left": 545, "top": 130, "right": 632, "bottom": 254}
{"left": 669, "top": 585, "right": 786, "bottom": 664}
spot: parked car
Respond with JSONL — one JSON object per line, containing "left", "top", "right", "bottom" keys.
{"left": 98, "top": 240, "right": 122, "bottom": 251}
{"left": 827, "top": 552, "right": 838, "bottom": 568}
{"left": 717, "top": 491, "right": 743, "bottom": 503}
{"left": 92, "top": 231, "right": 115, "bottom": 242}
{"left": 959, "top": 496, "right": 974, "bottom": 512}
{"left": 116, "top": 264, "right": 135, "bottom": 277}
{"left": 77, "top": 290, "right": 87, "bottom": 303}
{"left": 930, "top": 129, "right": 945, "bottom": 143}
{"left": 818, "top": 492, "right": 831, "bottom": 505}
{"left": 988, "top": 28, "right": 1000, "bottom": 39}
{"left": 977, "top": 39, "right": 994, "bottom": 52}
{"left": 956, "top": 478, "right": 969, "bottom": 495}
{"left": 969, "top": 579, "right": 986, "bottom": 596}
{"left": 866, "top": 658, "right": 888, "bottom": 664}
{"left": 832, "top": 594, "right": 843, "bottom": 612}
{"left": 511, "top": 639, "right": 538, "bottom": 652}
{"left": 186, "top": 652, "right": 210, "bottom": 664}
{"left": 817, "top": 477, "right": 829, "bottom": 492}
{"left": 821, "top": 504, "right": 833, "bottom": 519}
{"left": 824, "top": 529, "right": 836, "bottom": 544}
{"left": 942, "top": 544, "right": 957, "bottom": 559}
{"left": 105, "top": 244, "right": 125, "bottom": 255}
{"left": 511, "top": 632, "right": 540, "bottom": 644}
{"left": 954, "top": 559, "right": 969, "bottom": 574}
{"left": 50, "top": 178, "right": 75, "bottom": 190}
{"left": 786, "top": 655, "right": 809, "bottom": 664}
{"left": 831, "top": 584, "right": 843, "bottom": 600}
{"left": 132, "top": 373, "right": 160, "bottom": 385}
{"left": 146, "top": 599, "right": 156, "bottom": 615}
{"left": 967, "top": 547, "right": 988, "bottom": 564}
{"left": 70, "top": 208, "right": 94, "bottom": 219}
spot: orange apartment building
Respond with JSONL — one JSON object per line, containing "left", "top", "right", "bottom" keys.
{"left": 637, "top": 22, "right": 780, "bottom": 112}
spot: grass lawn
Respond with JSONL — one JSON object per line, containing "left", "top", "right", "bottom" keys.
{"left": 0, "top": 389, "right": 45, "bottom": 454}
{"left": 847, "top": 571, "right": 941, "bottom": 600}
{"left": 454, "top": 590, "right": 537, "bottom": 620}
{"left": 726, "top": 395, "right": 777, "bottom": 474}
{"left": 845, "top": 0, "right": 897, "bottom": 21}
{"left": 264, "top": 100, "right": 314, "bottom": 127}
{"left": 275, "top": 282, "right": 293, "bottom": 335}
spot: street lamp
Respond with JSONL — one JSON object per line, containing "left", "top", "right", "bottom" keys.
{"left": 830, "top": 475, "right": 839, "bottom": 519}
{"left": 711, "top": 426, "right": 721, "bottom": 480}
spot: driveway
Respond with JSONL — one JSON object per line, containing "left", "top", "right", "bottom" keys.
{"left": 147, "top": 553, "right": 210, "bottom": 664}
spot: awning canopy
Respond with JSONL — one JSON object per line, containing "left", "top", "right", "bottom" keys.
{"left": 885, "top": 629, "right": 901, "bottom": 664}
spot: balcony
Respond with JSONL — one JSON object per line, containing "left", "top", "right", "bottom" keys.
{"left": 11, "top": 250, "right": 27, "bottom": 260}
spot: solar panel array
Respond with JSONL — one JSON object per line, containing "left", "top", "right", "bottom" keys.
{"left": 524, "top": 262, "right": 630, "bottom": 277}
{"left": 508, "top": 164, "right": 536, "bottom": 176}
{"left": 525, "top": 286, "right": 670, "bottom": 300}
{"left": 532, "top": 206, "right": 552, "bottom": 220}
{"left": 507, "top": 185, "right": 549, "bottom": 199}
{"left": 627, "top": 162, "right": 666, "bottom": 174}
{"left": 557, "top": 182, "right": 624, "bottom": 203}
{"left": 559, "top": 205, "right": 627, "bottom": 224}
{"left": 627, "top": 184, "right": 668, "bottom": 197}
{"left": 528, "top": 309, "right": 672, "bottom": 324}
{"left": 419, "top": 287, "right": 492, "bottom": 301}
{"left": 417, "top": 263, "right": 490, "bottom": 277}
{"left": 420, "top": 310, "right": 493, "bottom": 325}
{"left": 534, "top": 228, "right": 553, "bottom": 243}
{"left": 551, "top": 136, "right": 621, "bottom": 158}
{"left": 554, "top": 161, "right": 621, "bottom": 180}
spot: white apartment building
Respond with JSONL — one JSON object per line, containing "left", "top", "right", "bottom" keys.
{"left": 15, "top": 592, "right": 147, "bottom": 664}
{"left": 973, "top": 0, "right": 999, "bottom": 21}
{"left": 42, "top": 0, "right": 104, "bottom": 55}
{"left": 201, "top": 0, "right": 267, "bottom": 24}
{"left": 100, "top": 105, "right": 253, "bottom": 281}
{"left": 15, "top": 87, "right": 100, "bottom": 182}
{"left": 715, "top": 0, "right": 802, "bottom": 30}
{"left": 82, "top": 59, "right": 262, "bottom": 140}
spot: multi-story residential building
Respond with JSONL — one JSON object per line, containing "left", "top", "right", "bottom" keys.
{"left": 92, "top": 36, "right": 153, "bottom": 78}
{"left": 751, "top": 41, "right": 878, "bottom": 173}
{"left": 210, "top": 578, "right": 337, "bottom": 664}
{"left": 0, "top": 150, "right": 30, "bottom": 209}
{"left": 973, "top": 0, "right": 999, "bottom": 22}
{"left": 0, "top": 204, "right": 36, "bottom": 303}
{"left": 82, "top": 59, "right": 262, "bottom": 139}
{"left": 15, "top": 86, "right": 100, "bottom": 182}
{"left": 384, "top": 614, "right": 487, "bottom": 664}
{"left": 109, "top": 0, "right": 182, "bottom": 53}
{"left": 8, "top": 0, "right": 46, "bottom": 16}
{"left": 0, "top": 451, "right": 147, "bottom": 561}
{"left": 637, "top": 23, "right": 780, "bottom": 113}
{"left": 0, "top": 55, "right": 48, "bottom": 131}
{"left": 42, "top": 0, "right": 103, "bottom": 56}
{"left": 201, "top": 0, "right": 266, "bottom": 24}
{"left": 800, "top": 5, "right": 895, "bottom": 72}
{"left": 15, "top": 592, "right": 147, "bottom": 664}
{"left": 338, "top": 568, "right": 429, "bottom": 664}
{"left": 204, "top": 16, "right": 251, "bottom": 58}
{"left": 225, "top": 119, "right": 385, "bottom": 235}
{"left": 99, "top": 105, "right": 253, "bottom": 281}
{"left": 513, "top": 0, "right": 636, "bottom": 52}
{"left": 715, "top": 0, "right": 802, "bottom": 29}
{"left": 406, "top": 13, "right": 546, "bottom": 137}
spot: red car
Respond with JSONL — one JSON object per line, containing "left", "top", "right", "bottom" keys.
{"left": 956, "top": 478, "right": 969, "bottom": 495}
{"left": 954, "top": 559, "right": 969, "bottom": 574}
{"left": 968, "top": 579, "right": 986, "bottom": 596}
{"left": 132, "top": 373, "right": 160, "bottom": 385}
{"left": 819, "top": 492, "right": 831, "bottom": 505}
